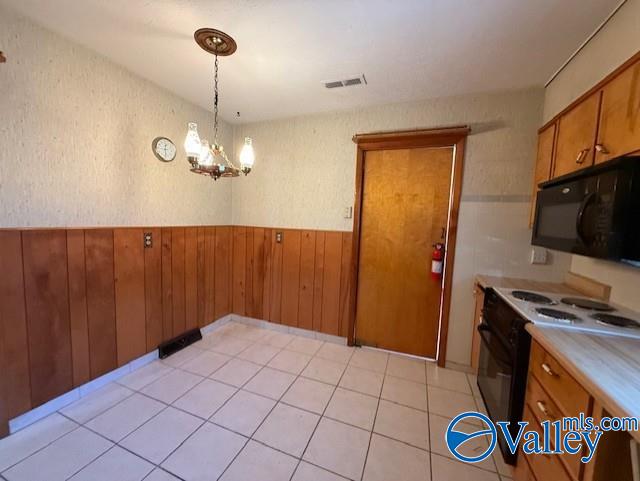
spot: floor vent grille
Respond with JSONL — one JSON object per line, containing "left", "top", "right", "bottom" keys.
{"left": 158, "top": 328, "right": 202, "bottom": 359}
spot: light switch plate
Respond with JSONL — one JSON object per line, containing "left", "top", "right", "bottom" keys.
{"left": 343, "top": 206, "right": 353, "bottom": 219}
{"left": 530, "top": 246, "right": 548, "bottom": 265}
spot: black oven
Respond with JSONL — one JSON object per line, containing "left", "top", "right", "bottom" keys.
{"left": 476, "top": 288, "right": 531, "bottom": 465}
{"left": 532, "top": 156, "right": 640, "bottom": 265}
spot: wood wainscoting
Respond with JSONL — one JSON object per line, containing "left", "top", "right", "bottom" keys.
{"left": 0, "top": 226, "right": 233, "bottom": 436}
{"left": 0, "top": 225, "right": 351, "bottom": 436}
{"left": 230, "top": 227, "right": 353, "bottom": 338}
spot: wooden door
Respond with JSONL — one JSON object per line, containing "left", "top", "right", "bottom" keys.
{"left": 596, "top": 59, "right": 640, "bottom": 164}
{"left": 355, "top": 147, "right": 453, "bottom": 358}
{"left": 529, "top": 122, "right": 556, "bottom": 225}
{"left": 553, "top": 93, "right": 600, "bottom": 178}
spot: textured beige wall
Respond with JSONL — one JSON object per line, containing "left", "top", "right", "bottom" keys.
{"left": 232, "top": 89, "right": 572, "bottom": 365}
{"left": 0, "top": 6, "right": 232, "bottom": 228}
{"left": 544, "top": 0, "right": 640, "bottom": 311}
{"left": 233, "top": 89, "right": 549, "bottom": 230}
{"left": 544, "top": 0, "right": 640, "bottom": 121}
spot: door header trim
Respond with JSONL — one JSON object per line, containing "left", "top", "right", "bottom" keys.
{"left": 352, "top": 126, "right": 470, "bottom": 151}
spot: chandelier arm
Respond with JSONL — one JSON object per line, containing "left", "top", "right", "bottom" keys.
{"left": 221, "top": 150, "right": 240, "bottom": 170}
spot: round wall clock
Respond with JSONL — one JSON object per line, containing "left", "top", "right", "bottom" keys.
{"left": 152, "top": 137, "right": 177, "bottom": 162}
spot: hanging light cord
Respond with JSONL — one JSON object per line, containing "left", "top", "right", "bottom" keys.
{"left": 213, "top": 53, "right": 219, "bottom": 146}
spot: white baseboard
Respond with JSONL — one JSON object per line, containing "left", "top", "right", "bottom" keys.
{"left": 8, "top": 314, "right": 345, "bottom": 434}
{"left": 201, "top": 313, "right": 233, "bottom": 336}
{"left": 9, "top": 349, "right": 158, "bottom": 434}
{"left": 8, "top": 314, "right": 236, "bottom": 434}
{"left": 230, "top": 314, "right": 347, "bottom": 345}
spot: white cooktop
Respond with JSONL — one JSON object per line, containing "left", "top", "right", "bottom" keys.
{"left": 494, "top": 287, "right": 640, "bottom": 340}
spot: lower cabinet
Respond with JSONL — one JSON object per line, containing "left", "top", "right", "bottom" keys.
{"left": 522, "top": 405, "right": 574, "bottom": 481}
{"left": 515, "top": 340, "right": 635, "bottom": 481}
{"left": 516, "top": 340, "right": 591, "bottom": 481}
{"left": 514, "top": 456, "right": 538, "bottom": 481}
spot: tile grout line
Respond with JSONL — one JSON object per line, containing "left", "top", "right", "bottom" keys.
{"left": 53, "top": 334, "right": 261, "bottom": 479}
{"left": 288, "top": 345, "right": 356, "bottom": 481}
{"left": 61, "top": 428, "right": 128, "bottom": 480}
{"left": 0, "top": 424, "right": 84, "bottom": 476}
{"left": 150, "top": 330, "right": 319, "bottom": 478}
{"left": 0, "top": 325, "right": 282, "bottom": 479}
{"left": 213, "top": 337, "right": 325, "bottom": 480}
{"left": 426, "top": 362, "right": 433, "bottom": 481}
{"left": 143, "top": 338, "right": 276, "bottom": 478}
{"left": 57, "top": 379, "right": 240, "bottom": 479}
{"left": 57, "top": 410, "right": 195, "bottom": 478}
{"left": 252, "top": 339, "right": 325, "bottom": 481}
{"left": 466, "top": 371, "right": 501, "bottom": 474}
{"left": 62, "top": 443, "right": 149, "bottom": 481}
{"left": 357, "top": 354, "right": 389, "bottom": 481}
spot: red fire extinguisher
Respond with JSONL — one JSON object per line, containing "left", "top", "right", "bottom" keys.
{"left": 431, "top": 243, "right": 445, "bottom": 281}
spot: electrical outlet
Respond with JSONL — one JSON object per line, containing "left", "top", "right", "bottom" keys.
{"left": 143, "top": 232, "right": 153, "bottom": 248}
{"left": 343, "top": 206, "right": 353, "bottom": 219}
{"left": 275, "top": 231, "right": 283, "bottom": 243}
{"left": 530, "top": 247, "right": 547, "bottom": 265}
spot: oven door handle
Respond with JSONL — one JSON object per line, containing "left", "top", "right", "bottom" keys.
{"left": 477, "top": 323, "right": 513, "bottom": 367}
{"left": 576, "top": 192, "right": 596, "bottom": 246}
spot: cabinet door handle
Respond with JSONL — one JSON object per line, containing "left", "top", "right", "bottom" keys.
{"left": 537, "top": 401, "right": 549, "bottom": 416}
{"left": 595, "top": 143, "right": 609, "bottom": 154}
{"left": 541, "top": 363, "right": 556, "bottom": 376}
{"left": 575, "top": 148, "right": 589, "bottom": 164}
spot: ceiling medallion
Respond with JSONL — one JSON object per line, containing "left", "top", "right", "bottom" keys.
{"left": 184, "top": 28, "right": 254, "bottom": 181}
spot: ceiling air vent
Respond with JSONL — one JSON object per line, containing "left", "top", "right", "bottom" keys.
{"left": 324, "top": 74, "right": 367, "bottom": 89}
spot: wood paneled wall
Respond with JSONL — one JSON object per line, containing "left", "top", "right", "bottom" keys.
{"left": 0, "top": 225, "right": 352, "bottom": 436}
{"left": 0, "top": 226, "right": 233, "bottom": 434}
{"left": 230, "top": 227, "right": 353, "bottom": 338}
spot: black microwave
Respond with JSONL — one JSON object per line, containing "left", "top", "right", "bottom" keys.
{"left": 532, "top": 156, "right": 640, "bottom": 265}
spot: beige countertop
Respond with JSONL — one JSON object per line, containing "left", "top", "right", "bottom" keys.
{"left": 475, "top": 275, "right": 579, "bottom": 294}
{"left": 526, "top": 323, "right": 640, "bottom": 442}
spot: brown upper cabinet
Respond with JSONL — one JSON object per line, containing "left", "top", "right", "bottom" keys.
{"left": 553, "top": 92, "right": 600, "bottom": 178}
{"left": 529, "top": 122, "right": 556, "bottom": 223}
{"left": 530, "top": 51, "right": 640, "bottom": 224}
{"left": 596, "top": 59, "right": 640, "bottom": 164}
{"left": 529, "top": 122, "right": 556, "bottom": 225}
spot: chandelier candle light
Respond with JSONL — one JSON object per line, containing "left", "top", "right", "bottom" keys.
{"left": 184, "top": 28, "right": 255, "bottom": 180}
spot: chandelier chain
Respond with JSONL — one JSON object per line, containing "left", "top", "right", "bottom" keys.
{"left": 213, "top": 54, "right": 219, "bottom": 145}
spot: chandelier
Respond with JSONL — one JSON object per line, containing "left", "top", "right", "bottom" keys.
{"left": 184, "top": 28, "right": 255, "bottom": 180}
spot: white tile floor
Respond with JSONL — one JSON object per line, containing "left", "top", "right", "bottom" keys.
{"left": 0, "top": 321, "right": 514, "bottom": 481}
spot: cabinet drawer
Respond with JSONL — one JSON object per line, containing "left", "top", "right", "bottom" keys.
{"left": 526, "top": 375, "right": 583, "bottom": 480}
{"left": 522, "top": 406, "right": 572, "bottom": 481}
{"left": 530, "top": 341, "right": 591, "bottom": 418}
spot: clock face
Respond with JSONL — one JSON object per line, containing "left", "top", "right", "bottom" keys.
{"left": 152, "top": 137, "right": 176, "bottom": 162}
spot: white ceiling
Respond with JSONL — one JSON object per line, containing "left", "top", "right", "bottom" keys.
{"left": 2, "top": 0, "right": 620, "bottom": 123}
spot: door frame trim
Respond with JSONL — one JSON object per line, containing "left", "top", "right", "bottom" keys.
{"left": 348, "top": 126, "right": 469, "bottom": 366}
